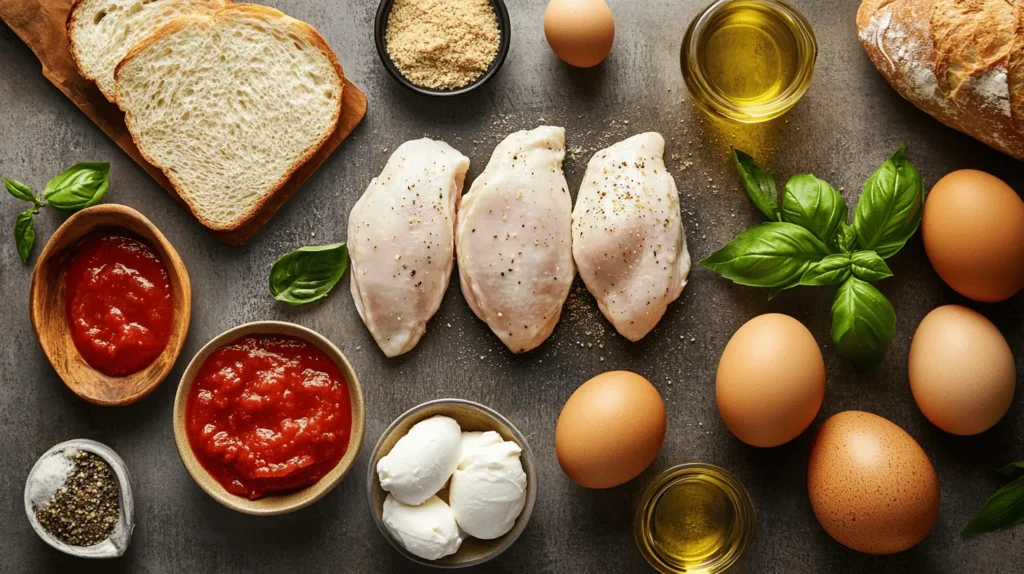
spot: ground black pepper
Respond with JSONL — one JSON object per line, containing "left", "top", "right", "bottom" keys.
{"left": 33, "top": 451, "right": 119, "bottom": 547}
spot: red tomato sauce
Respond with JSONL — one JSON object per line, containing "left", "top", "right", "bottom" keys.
{"left": 185, "top": 335, "right": 352, "bottom": 500}
{"left": 65, "top": 231, "right": 174, "bottom": 377}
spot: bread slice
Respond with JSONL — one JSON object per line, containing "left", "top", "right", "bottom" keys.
{"left": 114, "top": 4, "right": 344, "bottom": 231}
{"left": 68, "top": 0, "right": 230, "bottom": 101}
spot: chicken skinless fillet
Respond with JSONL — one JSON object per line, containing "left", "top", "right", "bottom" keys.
{"left": 348, "top": 139, "right": 470, "bottom": 357}
{"left": 571, "top": 132, "right": 690, "bottom": 341}
{"left": 456, "top": 126, "right": 575, "bottom": 353}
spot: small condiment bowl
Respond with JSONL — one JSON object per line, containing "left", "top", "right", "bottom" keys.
{"left": 172, "top": 321, "right": 365, "bottom": 516}
{"left": 367, "top": 398, "right": 537, "bottom": 568}
{"left": 24, "top": 439, "right": 135, "bottom": 558}
{"left": 29, "top": 204, "right": 192, "bottom": 406}
{"left": 374, "top": 0, "right": 511, "bottom": 96}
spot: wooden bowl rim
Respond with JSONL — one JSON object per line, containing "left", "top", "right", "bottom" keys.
{"left": 29, "top": 204, "right": 192, "bottom": 406}
{"left": 366, "top": 399, "right": 537, "bottom": 568}
{"left": 172, "top": 321, "right": 366, "bottom": 516}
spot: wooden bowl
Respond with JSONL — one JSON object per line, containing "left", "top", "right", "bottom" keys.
{"left": 30, "top": 204, "right": 192, "bottom": 406}
{"left": 367, "top": 399, "right": 537, "bottom": 568}
{"left": 172, "top": 321, "right": 365, "bottom": 516}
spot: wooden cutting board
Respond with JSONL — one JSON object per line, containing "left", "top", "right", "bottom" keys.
{"left": 0, "top": 0, "right": 367, "bottom": 245}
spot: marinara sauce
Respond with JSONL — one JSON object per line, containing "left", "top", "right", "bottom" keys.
{"left": 65, "top": 231, "right": 174, "bottom": 377}
{"left": 185, "top": 335, "right": 352, "bottom": 500}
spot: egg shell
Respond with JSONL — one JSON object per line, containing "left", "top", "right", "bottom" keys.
{"left": 909, "top": 305, "right": 1016, "bottom": 435}
{"left": 923, "top": 170, "right": 1024, "bottom": 302}
{"left": 715, "top": 314, "right": 825, "bottom": 447}
{"left": 555, "top": 371, "right": 665, "bottom": 489}
{"left": 808, "top": 411, "right": 939, "bottom": 555}
{"left": 543, "top": 0, "right": 615, "bottom": 68}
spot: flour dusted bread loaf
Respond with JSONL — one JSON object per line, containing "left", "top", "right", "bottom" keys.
{"left": 69, "top": 0, "right": 230, "bottom": 101}
{"left": 114, "top": 4, "right": 344, "bottom": 230}
{"left": 857, "top": 0, "right": 1024, "bottom": 160}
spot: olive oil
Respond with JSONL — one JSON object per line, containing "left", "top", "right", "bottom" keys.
{"left": 682, "top": 0, "right": 817, "bottom": 123}
{"left": 636, "top": 464, "right": 755, "bottom": 573}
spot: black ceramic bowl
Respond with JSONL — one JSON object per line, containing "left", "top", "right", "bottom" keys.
{"left": 374, "top": 0, "right": 511, "bottom": 96}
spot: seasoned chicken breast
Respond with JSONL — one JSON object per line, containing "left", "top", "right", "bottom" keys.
{"left": 571, "top": 132, "right": 690, "bottom": 341}
{"left": 456, "top": 126, "right": 574, "bottom": 353}
{"left": 349, "top": 139, "right": 470, "bottom": 357}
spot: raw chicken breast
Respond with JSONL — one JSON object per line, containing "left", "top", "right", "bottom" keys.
{"left": 348, "top": 139, "right": 470, "bottom": 357}
{"left": 456, "top": 126, "right": 574, "bottom": 353}
{"left": 572, "top": 132, "right": 690, "bottom": 342}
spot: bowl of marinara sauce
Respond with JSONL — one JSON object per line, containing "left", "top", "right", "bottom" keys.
{"left": 30, "top": 204, "right": 191, "bottom": 406}
{"left": 173, "top": 321, "right": 365, "bottom": 515}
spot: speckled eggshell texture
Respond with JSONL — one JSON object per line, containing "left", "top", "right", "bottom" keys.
{"left": 807, "top": 411, "right": 940, "bottom": 555}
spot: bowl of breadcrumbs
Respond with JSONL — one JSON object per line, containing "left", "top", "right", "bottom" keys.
{"left": 375, "top": 0, "right": 511, "bottom": 96}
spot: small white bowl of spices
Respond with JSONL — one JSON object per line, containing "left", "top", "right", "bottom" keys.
{"left": 24, "top": 439, "right": 134, "bottom": 558}
{"left": 375, "top": 0, "right": 511, "bottom": 96}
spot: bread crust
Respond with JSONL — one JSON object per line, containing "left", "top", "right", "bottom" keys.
{"left": 113, "top": 3, "right": 345, "bottom": 232}
{"left": 857, "top": 0, "right": 1024, "bottom": 160}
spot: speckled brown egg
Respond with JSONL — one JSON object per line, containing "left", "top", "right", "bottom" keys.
{"left": 808, "top": 411, "right": 939, "bottom": 554}
{"left": 556, "top": 371, "right": 665, "bottom": 489}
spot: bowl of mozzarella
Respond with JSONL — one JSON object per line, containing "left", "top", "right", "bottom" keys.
{"left": 367, "top": 399, "right": 536, "bottom": 567}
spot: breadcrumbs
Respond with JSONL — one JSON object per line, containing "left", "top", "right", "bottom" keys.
{"left": 385, "top": 0, "right": 500, "bottom": 90}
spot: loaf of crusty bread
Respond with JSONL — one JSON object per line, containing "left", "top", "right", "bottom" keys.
{"left": 114, "top": 4, "right": 344, "bottom": 231}
{"left": 68, "top": 0, "right": 230, "bottom": 101}
{"left": 857, "top": 0, "right": 1023, "bottom": 160}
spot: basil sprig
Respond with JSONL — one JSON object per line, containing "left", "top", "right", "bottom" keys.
{"left": 702, "top": 144, "right": 924, "bottom": 367}
{"left": 269, "top": 243, "right": 349, "bottom": 305}
{"left": 3, "top": 163, "right": 111, "bottom": 264}
{"left": 963, "top": 465, "right": 1024, "bottom": 537}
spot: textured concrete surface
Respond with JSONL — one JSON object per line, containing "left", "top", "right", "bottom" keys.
{"left": 2, "top": 1, "right": 1023, "bottom": 572}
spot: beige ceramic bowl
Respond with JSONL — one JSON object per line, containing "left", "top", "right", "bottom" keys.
{"left": 367, "top": 399, "right": 537, "bottom": 568}
{"left": 172, "top": 321, "right": 365, "bottom": 515}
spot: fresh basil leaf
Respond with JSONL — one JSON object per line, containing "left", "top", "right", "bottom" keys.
{"left": 800, "top": 253, "right": 852, "bottom": 286}
{"left": 834, "top": 222, "right": 857, "bottom": 254}
{"left": 14, "top": 209, "right": 35, "bottom": 264}
{"left": 852, "top": 143, "right": 925, "bottom": 259}
{"left": 43, "top": 162, "right": 110, "bottom": 211}
{"left": 962, "top": 476, "right": 1024, "bottom": 537}
{"left": 734, "top": 149, "right": 780, "bottom": 221}
{"left": 851, "top": 251, "right": 893, "bottom": 282}
{"left": 830, "top": 277, "right": 896, "bottom": 368}
{"left": 998, "top": 462, "right": 1024, "bottom": 478}
{"left": 781, "top": 174, "right": 848, "bottom": 245}
{"left": 4, "top": 178, "right": 42, "bottom": 205}
{"left": 701, "top": 222, "right": 829, "bottom": 288}
{"left": 269, "top": 243, "right": 348, "bottom": 305}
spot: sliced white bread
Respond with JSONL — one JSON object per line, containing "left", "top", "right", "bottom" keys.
{"left": 68, "top": 0, "right": 230, "bottom": 101}
{"left": 114, "top": 4, "right": 344, "bottom": 231}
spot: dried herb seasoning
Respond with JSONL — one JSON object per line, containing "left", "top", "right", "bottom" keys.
{"left": 33, "top": 450, "right": 120, "bottom": 547}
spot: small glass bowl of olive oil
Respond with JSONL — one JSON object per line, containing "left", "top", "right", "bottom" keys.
{"left": 681, "top": 0, "right": 817, "bottom": 123}
{"left": 635, "top": 464, "right": 755, "bottom": 573}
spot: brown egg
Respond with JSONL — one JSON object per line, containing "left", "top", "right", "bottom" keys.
{"left": 543, "top": 0, "right": 615, "bottom": 68}
{"left": 808, "top": 411, "right": 939, "bottom": 554}
{"left": 716, "top": 314, "right": 825, "bottom": 447}
{"left": 555, "top": 371, "right": 665, "bottom": 489}
{"left": 909, "top": 305, "right": 1016, "bottom": 435}
{"left": 923, "top": 170, "right": 1024, "bottom": 302}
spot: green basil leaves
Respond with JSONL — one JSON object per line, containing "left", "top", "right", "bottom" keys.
{"left": 14, "top": 209, "right": 35, "bottom": 264}
{"left": 734, "top": 150, "right": 780, "bottom": 221}
{"left": 44, "top": 162, "right": 110, "bottom": 211}
{"left": 963, "top": 473, "right": 1024, "bottom": 537}
{"left": 830, "top": 277, "right": 896, "bottom": 368}
{"left": 4, "top": 162, "right": 112, "bottom": 265}
{"left": 269, "top": 243, "right": 349, "bottom": 305}
{"left": 703, "top": 144, "right": 923, "bottom": 368}
{"left": 853, "top": 143, "right": 924, "bottom": 259}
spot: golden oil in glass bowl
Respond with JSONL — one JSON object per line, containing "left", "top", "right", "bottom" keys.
{"left": 682, "top": 0, "right": 817, "bottom": 123}
{"left": 635, "top": 464, "right": 755, "bottom": 573}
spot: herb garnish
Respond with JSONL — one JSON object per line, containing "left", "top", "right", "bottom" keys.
{"left": 963, "top": 462, "right": 1024, "bottom": 537}
{"left": 702, "top": 143, "right": 925, "bottom": 367}
{"left": 269, "top": 243, "right": 349, "bottom": 305}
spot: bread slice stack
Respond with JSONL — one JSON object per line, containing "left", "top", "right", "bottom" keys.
{"left": 68, "top": 1, "right": 345, "bottom": 231}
